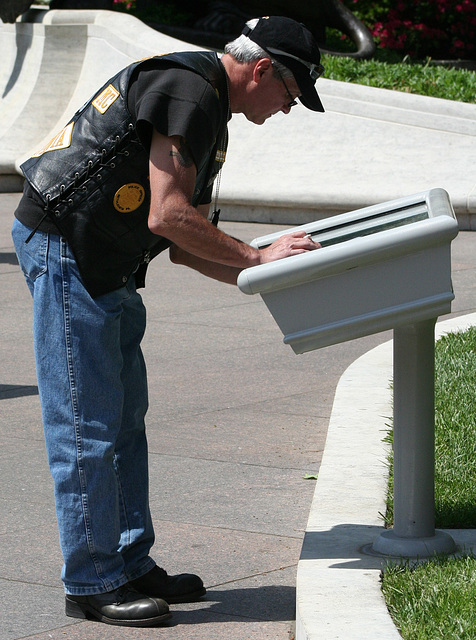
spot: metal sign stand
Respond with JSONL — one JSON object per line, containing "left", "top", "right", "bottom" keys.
{"left": 371, "top": 318, "right": 456, "bottom": 557}
{"left": 238, "top": 190, "right": 460, "bottom": 559}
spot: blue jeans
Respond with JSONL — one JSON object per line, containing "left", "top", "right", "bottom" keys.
{"left": 12, "top": 218, "right": 156, "bottom": 595}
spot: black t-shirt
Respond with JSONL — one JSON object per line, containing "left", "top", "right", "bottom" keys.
{"left": 16, "top": 60, "right": 225, "bottom": 231}
{"left": 128, "top": 62, "right": 223, "bottom": 187}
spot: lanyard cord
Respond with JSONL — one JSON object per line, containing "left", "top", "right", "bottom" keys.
{"left": 211, "top": 71, "right": 230, "bottom": 227}
{"left": 211, "top": 127, "right": 228, "bottom": 226}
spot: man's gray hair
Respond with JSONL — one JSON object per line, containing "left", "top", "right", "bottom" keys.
{"left": 224, "top": 18, "right": 294, "bottom": 79}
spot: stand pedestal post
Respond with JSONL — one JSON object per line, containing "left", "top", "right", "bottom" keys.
{"left": 372, "top": 319, "right": 456, "bottom": 557}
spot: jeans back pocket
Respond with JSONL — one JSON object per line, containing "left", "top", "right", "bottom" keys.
{"left": 12, "top": 218, "right": 49, "bottom": 283}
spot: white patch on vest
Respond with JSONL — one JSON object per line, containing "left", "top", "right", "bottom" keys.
{"left": 31, "top": 122, "right": 74, "bottom": 157}
{"left": 215, "top": 149, "right": 226, "bottom": 163}
{"left": 92, "top": 84, "right": 120, "bottom": 114}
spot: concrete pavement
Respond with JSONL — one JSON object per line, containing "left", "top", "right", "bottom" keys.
{"left": 1, "top": 190, "right": 476, "bottom": 639}
{"left": 0, "top": 190, "right": 389, "bottom": 640}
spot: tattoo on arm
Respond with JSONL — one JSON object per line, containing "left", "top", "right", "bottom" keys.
{"left": 169, "top": 137, "right": 194, "bottom": 168}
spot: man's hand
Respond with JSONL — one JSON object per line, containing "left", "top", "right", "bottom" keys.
{"left": 258, "top": 231, "right": 320, "bottom": 263}
{"left": 148, "top": 129, "right": 320, "bottom": 274}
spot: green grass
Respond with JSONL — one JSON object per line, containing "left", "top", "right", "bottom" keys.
{"left": 382, "top": 326, "right": 476, "bottom": 639}
{"left": 434, "top": 329, "right": 476, "bottom": 527}
{"left": 382, "top": 554, "right": 476, "bottom": 640}
{"left": 321, "top": 54, "right": 476, "bottom": 104}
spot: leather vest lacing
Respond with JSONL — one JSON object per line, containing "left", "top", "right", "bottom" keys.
{"left": 20, "top": 52, "right": 230, "bottom": 297}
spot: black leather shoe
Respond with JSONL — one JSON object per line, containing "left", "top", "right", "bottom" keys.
{"left": 129, "top": 566, "right": 206, "bottom": 604}
{"left": 65, "top": 585, "right": 172, "bottom": 627}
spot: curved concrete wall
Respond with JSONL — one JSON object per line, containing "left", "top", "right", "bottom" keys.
{"left": 0, "top": 9, "right": 200, "bottom": 190}
{"left": 1, "top": 9, "right": 476, "bottom": 227}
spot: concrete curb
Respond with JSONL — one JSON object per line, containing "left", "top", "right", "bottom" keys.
{"left": 296, "top": 312, "right": 476, "bottom": 640}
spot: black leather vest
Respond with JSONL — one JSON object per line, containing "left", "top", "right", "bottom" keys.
{"left": 20, "top": 52, "right": 230, "bottom": 298}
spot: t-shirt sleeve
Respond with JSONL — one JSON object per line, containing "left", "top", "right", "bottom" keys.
{"left": 199, "top": 184, "right": 213, "bottom": 206}
{"left": 128, "top": 65, "right": 221, "bottom": 173}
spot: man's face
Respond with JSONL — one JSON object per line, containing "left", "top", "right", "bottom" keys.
{"left": 244, "top": 59, "right": 301, "bottom": 125}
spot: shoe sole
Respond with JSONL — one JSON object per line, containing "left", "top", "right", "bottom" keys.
{"left": 65, "top": 598, "right": 172, "bottom": 627}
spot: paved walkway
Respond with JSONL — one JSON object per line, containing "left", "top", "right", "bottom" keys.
{"left": 2, "top": 10, "right": 476, "bottom": 639}
{"left": 1, "top": 190, "right": 475, "bottom": 639}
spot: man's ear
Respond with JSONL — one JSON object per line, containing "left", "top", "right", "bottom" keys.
{"left": 252, "top": 57, "right": 272, "bottom": 83}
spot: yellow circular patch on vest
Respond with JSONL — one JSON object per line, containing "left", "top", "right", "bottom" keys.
{"left": 113, "top": 183, "right": 145, "bottom": 212}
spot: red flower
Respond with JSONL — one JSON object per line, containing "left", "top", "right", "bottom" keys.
{"left": 361, "top": 0, "right": 475, "bottom": 59}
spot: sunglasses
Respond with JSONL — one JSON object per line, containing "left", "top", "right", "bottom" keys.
{"left": 272, "top": 63, "right": 298, "bottom": 109}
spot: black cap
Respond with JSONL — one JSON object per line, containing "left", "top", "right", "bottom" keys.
{"left": 242, "top": 16, "right": 325, "bottom": 112}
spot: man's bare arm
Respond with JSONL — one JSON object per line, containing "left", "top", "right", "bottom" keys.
{"left": 169, "top": 203, "right": 241, "bottom": 284}
{"left": 148, "top": 129, "right": 318, "bottom": 269}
